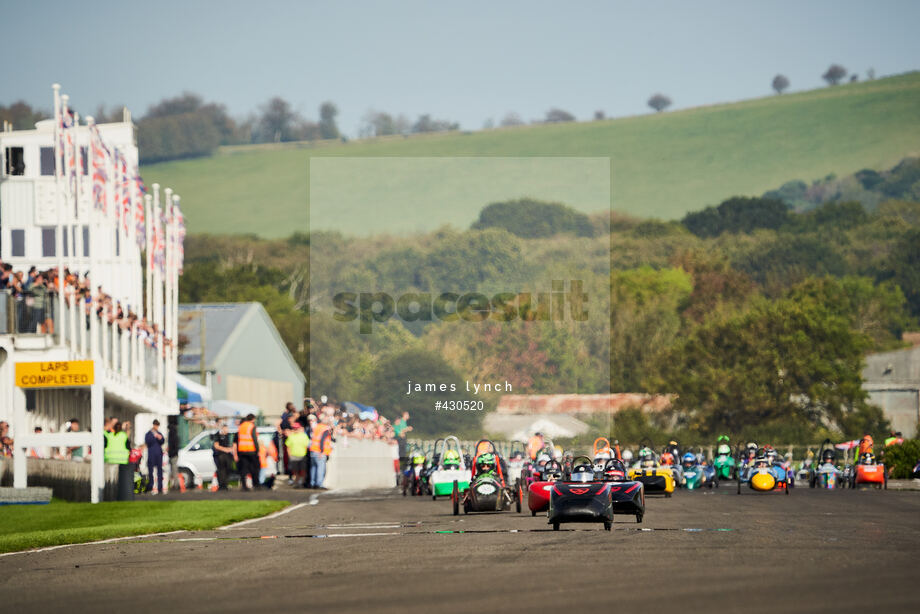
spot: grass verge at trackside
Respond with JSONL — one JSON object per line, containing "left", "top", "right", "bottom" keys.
{"left": 141, "top": 72, "right": 920, "bottom": 237}
{"left": 0, "top": 500, "right": 289, "bottom": 554}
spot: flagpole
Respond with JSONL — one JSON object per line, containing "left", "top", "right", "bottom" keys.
{"left": 52, "top": 84, "right": 65, "bottom": 346}
{"left": 145, "top": 192, "right": 153, "bottom": 325}
{"left": 172, "top": 194, "right": 183, "bottom": 401}
{"left": 86, "top": 116, "right": 99, "bottom": 359}
{"left": 153, "top": 184, "right": 164, "bottom": 392}
{"left": 162, "top": 187, "right": 172, "bottom": 395}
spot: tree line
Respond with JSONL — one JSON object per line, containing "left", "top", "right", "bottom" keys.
{"left": 177, "top": 186, "right": 920, "bottom": 439}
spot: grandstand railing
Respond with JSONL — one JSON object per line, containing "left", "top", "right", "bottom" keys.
{"left": 2, "top": 289, "right": 174, "bottom": 404}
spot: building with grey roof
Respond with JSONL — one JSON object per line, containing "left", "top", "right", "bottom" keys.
{"left": 178, "top": 303, "right": 304, "bottom": 419}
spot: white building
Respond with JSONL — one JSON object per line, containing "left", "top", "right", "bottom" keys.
{"left": 1, "top": 87, "right": 179, "bottom": 502}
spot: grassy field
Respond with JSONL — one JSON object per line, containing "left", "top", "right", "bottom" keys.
{"left": 142, "top": 72, "right": 920, "bottom": 237}
{"left": 0, "top": 500, "right": 288, "bottom": 554}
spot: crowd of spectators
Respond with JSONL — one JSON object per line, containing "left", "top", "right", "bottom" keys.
{"left": 0, "top": 417, "right": 88, "bottom": 461}
{"left": 0, "top": 258, "right": 171, "bottom": 350}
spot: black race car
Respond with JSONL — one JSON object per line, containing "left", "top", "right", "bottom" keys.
{"left": 547, "top": 456, "right": 615, "bottom": 531}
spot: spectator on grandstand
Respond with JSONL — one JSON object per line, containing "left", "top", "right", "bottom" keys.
{"left": 28, "top": 426, "right": 50, "bottom": 459}
{"left": 65, "top": 418, "right": 85, "bottom": 461}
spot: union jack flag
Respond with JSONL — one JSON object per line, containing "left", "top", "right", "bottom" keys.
{"left": 61, "top": 109, "right": 76, "bottom": 190}
{"left": 115, "top": 150, "right": 131, "bottom": 236}
{"left": 90, "top": 125, "right": 108, "bottom": 214}
{"left": 134, "top": 173, "right": 146, "bottom": 249}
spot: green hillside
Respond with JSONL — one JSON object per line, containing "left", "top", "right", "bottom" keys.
{"left": 142, "top": 72, "right": 920, "bottom": 237}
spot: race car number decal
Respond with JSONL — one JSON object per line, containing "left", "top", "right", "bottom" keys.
{"left": 476, "top": 483, "right": 496, "bottom": 495}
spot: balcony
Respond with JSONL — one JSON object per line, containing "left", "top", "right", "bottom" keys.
{"left": 1, "top": 289, "right": 175, "bottom": 414}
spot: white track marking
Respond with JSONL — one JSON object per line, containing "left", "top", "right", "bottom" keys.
{"left": 0, "top": 530, "right": 186, "bottom": 558}
{"left": 218, "top": 502, "right": 308, "bottom": 530}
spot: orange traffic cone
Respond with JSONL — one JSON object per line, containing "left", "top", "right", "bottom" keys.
{"left": 209, "top": 473, "right": 219, "bottom": 492}
{"left": 178, "top": 472, "right": 187, "bottom": 493}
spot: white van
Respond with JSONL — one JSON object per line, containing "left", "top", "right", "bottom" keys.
{"left": 177, "top": 427, "right": 277, "bottom": 486}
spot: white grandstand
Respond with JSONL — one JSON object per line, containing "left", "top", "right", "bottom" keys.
{"left": 1, "top": 84, "right": 183, "bottom": 501}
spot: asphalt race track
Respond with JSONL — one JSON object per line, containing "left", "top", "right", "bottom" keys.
{"left": 2, "top": 485, "right": 919, "bottom": 613}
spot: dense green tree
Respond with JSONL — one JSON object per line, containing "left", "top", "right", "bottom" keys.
{"left": 648, "top": 297, "right": 882, "bottom": 437}
{"left": 472, "top": 199, "right": 595, "bottom": 238}
{"left": 822, "top": 64, "right": 847, "bottom": 86}
{"left": 138, "top": 113, "right": 221, "bottom": 163}
{"left": 256, "top": 97, "right": 300, "bottom": 143}
{"left": 733, "top": 234, "right": 847, "bottom": 287}
{"left": 786, "top": 276, "right": 912, "bottom": 350}
{"left": 360, "top": 348, "right": 481, "bottom": 435}
{"left": 790, "top": 201, "right": 868, "bottom": 232}
{"left": 647, "top": 94, "right": 671, "bottom": 112}
{"left": 683, "top": 196, "right": 790, "bottom": 238}
{"left": 878, "top": 228, "right": 920, "bottom": 318}
{"left": 0, "top": 101, "right": 47, "bottom": 129}
{"left": 772, "top": 74, "right": 790, "bottom": 94}
{"left": 419, "top": 228, "right": 527, "bottom": 291}
{"left": 318, "top": 102, "right": 339, "bottom": 140}
{"left": 544, "top": 108, "right": 576, "bottom": 123}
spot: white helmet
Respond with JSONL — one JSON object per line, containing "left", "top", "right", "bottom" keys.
{"left": 622, "top": 449, "right": 634, "bottom": 462}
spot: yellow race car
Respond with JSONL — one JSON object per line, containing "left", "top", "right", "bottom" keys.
{"left": 628, "top": 447, "right": 676, "bottom": 496}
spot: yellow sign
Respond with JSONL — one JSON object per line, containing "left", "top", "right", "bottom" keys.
{"left": 15, "top": 360, "right": 94, "bottom": 388}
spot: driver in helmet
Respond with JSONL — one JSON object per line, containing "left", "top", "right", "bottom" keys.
{"left": 764, "top": 446, "right": 778, "bottom": 466}
{"left": 859, "top": 452, "right": 875, "bottom": 465}
{"left": 820, "top": 449, "right": 836, "bottom": 467}
{"left": 665, "top": 440, "right": 681, "bottom": 461}
{"left": 681, "top": 452, "right": 697, "bottom": 470}
{"left": 638, "top": 446, "right": 655, "bottom": 468}
{"left": 476, "top": 452, "right": 498, "bottom": 478}
{"left": 603, "top": 458, "right": 627, "bottom": 481}
{"left": 443, "top": 449, "right": 461, "bottom": 469}
{"left": 569, "top": 462, "right": 595, "bottom": 483}
{"left": 622, "top": 449, "right": 635, "bottom": 466}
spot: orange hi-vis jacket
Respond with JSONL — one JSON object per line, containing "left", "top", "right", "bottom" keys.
{"left": 309, "top": 423, "right": 333, "bottom": 455}
{"left": 527, "top": 436, "right": 544, "bottom": 460}
{"left": 237, "top": 422, "right": 257, "bottom": 453}
{"left": 259, "top": 441, "right": 277, "bottom": 468}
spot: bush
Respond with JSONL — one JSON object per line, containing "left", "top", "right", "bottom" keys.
{"left": 881, "top": 440, "right": 920, "bottom": 479}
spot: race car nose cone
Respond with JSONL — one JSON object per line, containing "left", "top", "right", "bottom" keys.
{"left": 751, "top": 472, "right": 776, "bottom": 491}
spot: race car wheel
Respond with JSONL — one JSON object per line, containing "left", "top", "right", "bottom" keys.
{"left": 737, "top": 479, "right": 742, "bottom": 495}
{"left": 665, "top": 492, "right": 672, "bottom": 498}
{"left": 552, "top": 522, "right": 560, "bottom": 531}
{"left": 636, "top": 513, "right": 643, "bottom": 524}
{"left": 463, "top": 499, "right": 471, "bottom": 515}
{"left": 432, "top": 494, "right": 437, "bottom": 501}
{"left": 604, "top": 521, "right": 612, "bottom": 531}
{"left": 452, "top": 480, "right": 459, "bottom": 516}
{"left": 884, "top": 473, "right": 888, "bottom": 490}
{"left": 532, "top": 510, "right": 536, "bottom": 517}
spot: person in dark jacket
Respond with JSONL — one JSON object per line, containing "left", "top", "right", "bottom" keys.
{"left": 167, "top": 415, "right": 180, "bottom": 490}
{"left": 144, "top": 420, "right": 165, "bottom": 493}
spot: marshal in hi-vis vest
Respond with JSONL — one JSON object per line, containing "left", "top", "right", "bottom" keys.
{"left": 104, "top": 431, "right": 129, "bottom": 464}
{"left": 309, "top": 423, "right": 332, "bottom": 455}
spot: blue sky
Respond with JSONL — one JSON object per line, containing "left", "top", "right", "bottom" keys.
{"left": 3, "top": 0, "right": 919, "bottom": 136}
